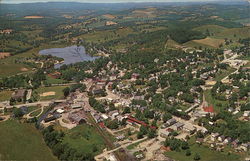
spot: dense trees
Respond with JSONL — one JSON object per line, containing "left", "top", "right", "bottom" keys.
{"left": 89, "top": 97, "right": 105, "bottom": 113}
{"left": 164, "top": 138, "right": 189, "bottom": 151}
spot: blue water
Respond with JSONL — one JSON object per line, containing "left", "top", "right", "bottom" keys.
{"left": 39, "top": 45, "right": 99, "bottom": 68}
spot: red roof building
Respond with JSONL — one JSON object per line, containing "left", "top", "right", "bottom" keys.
{"left": 127, "top": 116, "right": 157, "bottom": 129}
{"left": 99, "top": 122, "right": 106, "bottom": 129}
{"left": 203, "top": 106, "right": 214, "bottom": 113}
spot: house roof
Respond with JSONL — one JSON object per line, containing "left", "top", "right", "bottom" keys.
{"left": 203, "top": 106, "right": 214, "bottom": 113}
{"left": 127, "top": 116, "right": 156, "bottom": 129}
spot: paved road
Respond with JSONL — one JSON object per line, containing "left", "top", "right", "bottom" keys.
{"left": 3, "top": 99, "right": 66, "bottom": 109}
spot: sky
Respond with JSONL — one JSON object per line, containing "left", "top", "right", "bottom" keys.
{"left": 1, "top": 0, "right": 246, "bottom": 4}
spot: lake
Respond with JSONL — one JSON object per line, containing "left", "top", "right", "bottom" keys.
{"left": 39, "top": 45, "right": 99, "bottom": 68}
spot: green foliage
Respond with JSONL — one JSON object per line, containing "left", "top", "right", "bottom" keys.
{"left": 89, "top": 97, "right": 105, "bottom": 113}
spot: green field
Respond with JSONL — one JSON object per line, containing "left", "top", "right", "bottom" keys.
{"left": 214, "top": 68, "right": 236, "bottom": 81}
{"left": 0, "top": 90, "right": 13, "bottom": 102}
{"left": 0, "top": 43, "right": 70, "bottom": 77}
{"left": 27, "top": 106, "right": 39, "bottom": 113}
{"left": 35, "top": 86, "right": 67, "bottom": 101}
{"left": 30, "top": 108, "right": 42, "bottom": 117}
{"left": 0, "top": 120, "right": 57, "bottom": 161}
{"left": 165, "top": 137, "right": 242, "bottom": 161}
{"left": 204, "top": 89, "right": 229, "bottom": 112}
{"left": 45, "top": 76, "right": 68, "bottom": 84}
{"left": 62, "top": 124, "right": 106, "bottom": 155}
{"left": 193, "top": 25, "right": 227, "bottom": 35}
{"left": 77, "top": 27, "right": 135, "bottom": 43}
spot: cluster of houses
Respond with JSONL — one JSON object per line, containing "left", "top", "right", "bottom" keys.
{"left": 43, "top": 91, "right": 87, "bottom": 124}
{"left": 160, "top": 118, "right": 204, "bottom": 138}
{"left": 209, "top": 132, "right": 250, "bottom": 152}
{"left": 0, "top": 29, "right": 13, "bottom": 34}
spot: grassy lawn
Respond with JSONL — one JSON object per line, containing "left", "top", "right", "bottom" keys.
{"left": 45, "top": 76, "right": 68, "bottom": 84}
{"left": 35, "top": 86, "right": 67, "bottom": 101}
{"left": 165, "top": 137, "right": 242, "bottom": 161}
{"left": 27, "top": 106, "right": 39, "bottom": 113}
{"left": 0, "top": 63, "right": 32, "bottom": 77}
{"left": 204, "top": 89, "right": 229, "bottom": 112}
{"left": 0, "top": 90, "right": 13, "bottom": 102}
{"left": 127, "top": 139, "right": 146, "bottom": 150}
{"left": 214, "top": 67, "right": 236, "bottom": 81}
{"left": 30, "top": 108, "right": 42, "bottom": 117}
{"left": 62, "top": 124, "right": 106, "bottom": 155}
{"left": 0, "top": 120, "right": 57, "bottom": 161}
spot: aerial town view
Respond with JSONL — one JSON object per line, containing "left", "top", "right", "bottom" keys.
{"left": 0, "top": 0, "right": 249, "bottom": 160}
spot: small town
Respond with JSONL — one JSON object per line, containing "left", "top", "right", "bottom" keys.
{"left": 1, "top": 47, "right": 249, "bottom": 161}
{"left": 0, "top": 1, "right": 249, "bottom": 161}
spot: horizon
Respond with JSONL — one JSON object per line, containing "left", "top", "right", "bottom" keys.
{"left": 1, "top": 0, "right": 247, "bottom": 4}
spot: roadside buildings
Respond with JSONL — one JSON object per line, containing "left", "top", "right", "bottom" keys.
{"left": 12, "top": 89, "right": 26, "bottom": 101}
{"left": 68, "top": 110, "right": 87, "bottom": 124}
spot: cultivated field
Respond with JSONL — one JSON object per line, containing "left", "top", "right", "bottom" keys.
{"left": 185, "top": 37, "right": 224, "bottom": 48}
{"left": 24, "top": 16, "right": 44, "bottom": 19}
{"left": 0, "top": 52, "right": 10, "bottom": 59}
{"left": 102, "top": 14, "right": 116, "bottom": 19}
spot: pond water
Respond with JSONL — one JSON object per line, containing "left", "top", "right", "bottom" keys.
{"left": 39, "top": 45, "right": 99, "bottom": 68}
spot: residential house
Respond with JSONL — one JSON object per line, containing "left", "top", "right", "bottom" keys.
{"left": 108, "top": 110, "right": 119, "bottom": 119}
{"left": 223, "top": 137, "right": 232, "bottom": 144}
{"left": 172, "top": 122, "right": 184, "bottom": 131}
{"left": 196, "top": 138, "right": 204, "bottom": 144}
{"left": 231, "top": 139, "right": 240, "bottom": 148}
{"left": 183, "top": 124, "right": 196, "bottom": 133}
{"left": 93, "top": 114, "right": 102, "bottom": 123}
{"left": 211, "top": 133, "right": 220, "bottom": 141}
{"left": 131, "top": 73, "right": 140, "bottom": 80}
{"left": 239, "top": 143, "right": 250, "bottom": 152}
{"left": 218, "top": 135, "right": 225, "bottom": 142}
{"left": 101, "top": 114, "right": 109, "bottom": 120}
{"left": 12, "top": 89, "right": 26, "bottom": 101}
{"left": 165, "top": 118, "right": 177, "bottom": 127}
{"left": 160, "top": 129, "right": 171, "bottom": 138}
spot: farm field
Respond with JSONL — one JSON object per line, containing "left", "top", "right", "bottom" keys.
{"left": 77, "top": 27, "right": 135, "bottom": 43}
{"left": 0, "top": 120, "right": 57, "bottom": 161}
{"left": 185, "top": 37, "right": 224, "bottom": 48}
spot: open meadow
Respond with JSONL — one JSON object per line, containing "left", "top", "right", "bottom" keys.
{"left": 0, "top": 120, "right": 57, "bottom": 161}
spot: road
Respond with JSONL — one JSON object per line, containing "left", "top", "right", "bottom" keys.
{"left": 3, "top": 99, "right": 66, "bottom": 109}
{"left": 185, "top": 103, "right": 199, "bottom": 113}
